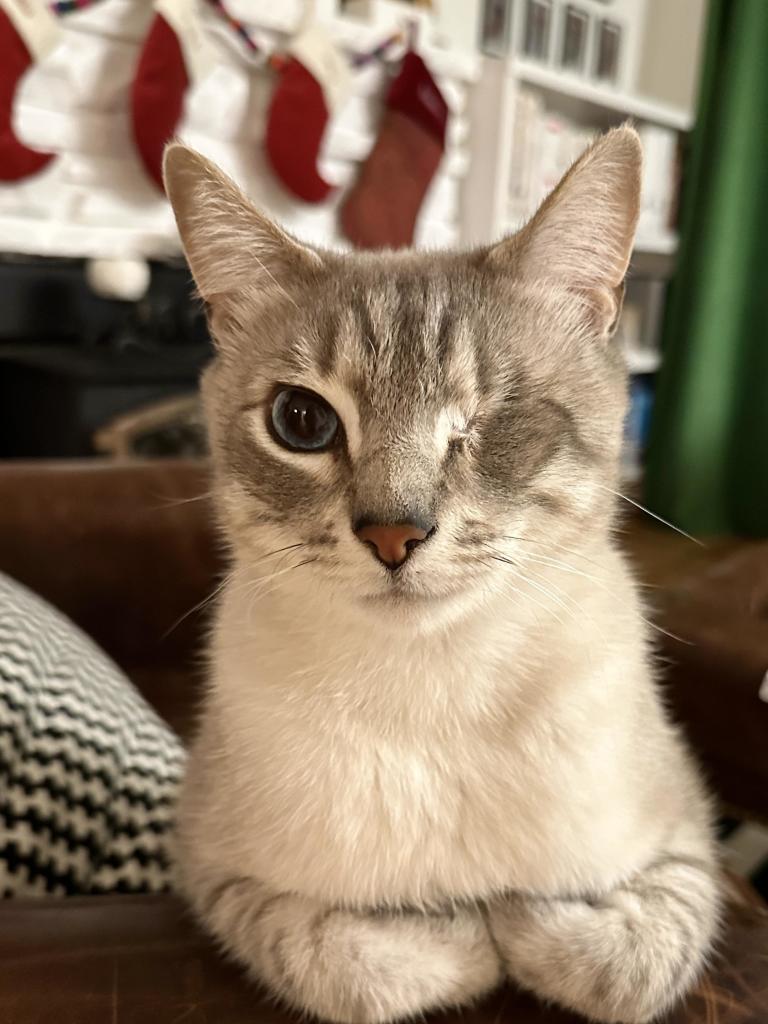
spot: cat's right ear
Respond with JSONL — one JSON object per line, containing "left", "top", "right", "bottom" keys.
{"left": 162, "top": 143, "right": 321, "bottom": 305}
{"left": 484, "top": 125, "right": 642, "bottom": 338}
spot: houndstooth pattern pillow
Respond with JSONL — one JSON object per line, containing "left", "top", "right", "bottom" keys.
{"left": 0, "top": 572, "right": 185, "bottom": 897}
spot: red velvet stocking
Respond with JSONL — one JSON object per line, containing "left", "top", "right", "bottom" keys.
{"left": 131, "top": 12, "right": 189, "bottom": 192}
{"left": 265, "top": 24, "right": 350, "bottom": 204}
{"left": 265, "top": 56, "right": 334, "bottom": 204}
{"left": 0, "top": 2, "right": 56, "bottom": 181}
{"left": 341, "top": 50, "right": 448, "bottom": 249}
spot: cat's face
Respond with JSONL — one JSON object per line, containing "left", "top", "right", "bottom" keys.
{"left": 165, "top": 129, "right": 640, "bottom": 629}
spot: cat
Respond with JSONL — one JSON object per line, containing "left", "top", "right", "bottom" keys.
{"left": 163, "top": 126, "right": 720, "bottom": 1024}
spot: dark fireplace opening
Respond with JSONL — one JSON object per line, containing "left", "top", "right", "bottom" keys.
{"left": 0, "top": 257, "right": 211, "bottom": 459}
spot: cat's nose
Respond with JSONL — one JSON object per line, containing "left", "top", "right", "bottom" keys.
{"left": 354, "top": 521, "right": 433, "bottom": 570}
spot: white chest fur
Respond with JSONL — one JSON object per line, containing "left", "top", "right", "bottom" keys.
{"left": 188, "top": 577, "right": 670, "bottom": 909}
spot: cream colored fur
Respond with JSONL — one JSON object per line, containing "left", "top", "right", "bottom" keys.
{"left": 165, "top": 129, "right": 721, "bottom": 1024}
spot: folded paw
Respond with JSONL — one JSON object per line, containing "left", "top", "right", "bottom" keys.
{"left": 260, "top": 900, "right": 502, "bottom": 1023}
{"left": 203, "top": 879, "right": 502, "bottom": 1024}
{"left": 487, "top": 855, "right": 720, "bottom": 1024}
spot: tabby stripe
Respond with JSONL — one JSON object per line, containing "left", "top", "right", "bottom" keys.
{"left": 352, "top": 293, "right": 378, "bottom": 359}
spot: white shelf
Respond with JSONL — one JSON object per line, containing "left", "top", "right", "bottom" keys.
{"left": 500, "top": 221, "right": 679, "bottom": 259}
{"left": 634, "top": 230, "right": 678, "bottom": 256}
{"left": 625, "top": 348, "right": 662, "bottom": 374}
{"left": 513, "top": 59, "right": 694, "bottom": 132}
{"left": 0, "top": 215, "right": 179, "bottom": 260}
{"left": 501, "top": 222, "right": 684, "bottom": 260}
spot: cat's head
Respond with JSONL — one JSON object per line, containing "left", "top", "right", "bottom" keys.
{"left": 164, "top": 128, "right": 640, "bottom": 630}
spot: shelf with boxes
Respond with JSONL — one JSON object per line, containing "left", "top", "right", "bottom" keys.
{"left": 465, "top": 0, "right": 696, "bottom": 483}
{"left": 480, "top": 0, "right": 650, "bottom": 95}
{"left": 461, "top": 56, "right": 686, "bottom": 259}
{"left": 513, "top": 58, "right": 692, "bottom": 132}
{"left": 461, "top": 11, "right": 690, "bottom": 381}
{"left": 468, "top": 3, "right": 689, "bottom": 236}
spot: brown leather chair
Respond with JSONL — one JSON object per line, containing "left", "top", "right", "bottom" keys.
{"left": 0, "top": 460, "right": 766, "bottom": 1023}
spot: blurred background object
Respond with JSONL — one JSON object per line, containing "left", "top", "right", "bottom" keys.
{"left": 93, "top": 393, "right": 205, "bottom": 457}
{"left": 0, "top": 0, "right": 710, "bottom": 476}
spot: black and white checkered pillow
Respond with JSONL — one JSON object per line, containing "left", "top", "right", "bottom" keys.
{"left": 0, "top": 572, "right": 185, "bottom": 897}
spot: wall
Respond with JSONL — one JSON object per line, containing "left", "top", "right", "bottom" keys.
{"left": 636, "top": 0, "right": 708, "bottom": 111}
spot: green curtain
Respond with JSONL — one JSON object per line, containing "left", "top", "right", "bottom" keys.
{"left": 644, "top": 0, "right": 768, "bottom": 536}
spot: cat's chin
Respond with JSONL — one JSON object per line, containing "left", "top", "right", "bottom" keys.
{"left": 357, "top": 581, "right": 482, "bottom": 631}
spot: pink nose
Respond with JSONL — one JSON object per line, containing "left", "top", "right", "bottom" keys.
{"left": 355, "top": 522, "right": 430, "bottom": 569}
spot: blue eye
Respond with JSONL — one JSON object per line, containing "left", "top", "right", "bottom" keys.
{"left": 270, "top": 388, "right": 339, "bottom": 452}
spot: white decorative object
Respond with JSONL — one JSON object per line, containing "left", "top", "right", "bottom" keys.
{"left": 85, "top": 257, "right": 151, "bottom": 301}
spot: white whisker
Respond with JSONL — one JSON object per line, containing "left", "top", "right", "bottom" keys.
{"left": 152, "top": 491, "right": 213, "bottom": 509}
{"left": 517, "top": 552, "right": 607, "bottom": 590}
{"left": 509, "top": 549, "right": 691, "bottom": 646}
{"left": 500, "top": 534, "right": 608, "bottom": 572}
{"left": 165, "top": 544, "right": 307, "bottom": 640}
{"left": 162, "top": 569, "right": 236, "bottom": 640}
{"left": 490, "top": 555, "right": 579, "bottom": 625}
{"left": 499, "top": 578, "right": 561, "bottom": 627}
{"left": 598, "top": 485, "right": 704, "bottom": 547}
{"left": 218, "top": 556, "right": 320, "bottom": 650}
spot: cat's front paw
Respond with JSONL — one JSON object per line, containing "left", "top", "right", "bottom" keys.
{"left": 255, "top": 898, "right": 502, "bottom": 1024}
{"left": 487, "top": 864, "right": 718, "bottom": 1024}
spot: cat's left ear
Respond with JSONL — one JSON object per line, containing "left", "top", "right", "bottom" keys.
{"left": 163, "top": 143, "right": 321, "bottom": 305}
{"left": 486, "top": 124, "right": 642, "bottom": 337}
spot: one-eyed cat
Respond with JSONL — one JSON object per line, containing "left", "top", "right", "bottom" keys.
{"left": 164, "top": 127, "right": 720, "bottom": 1024}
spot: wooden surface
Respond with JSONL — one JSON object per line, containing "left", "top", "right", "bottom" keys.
{"left": 1, "top": 889, "right": 766, "bottom": 1024}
